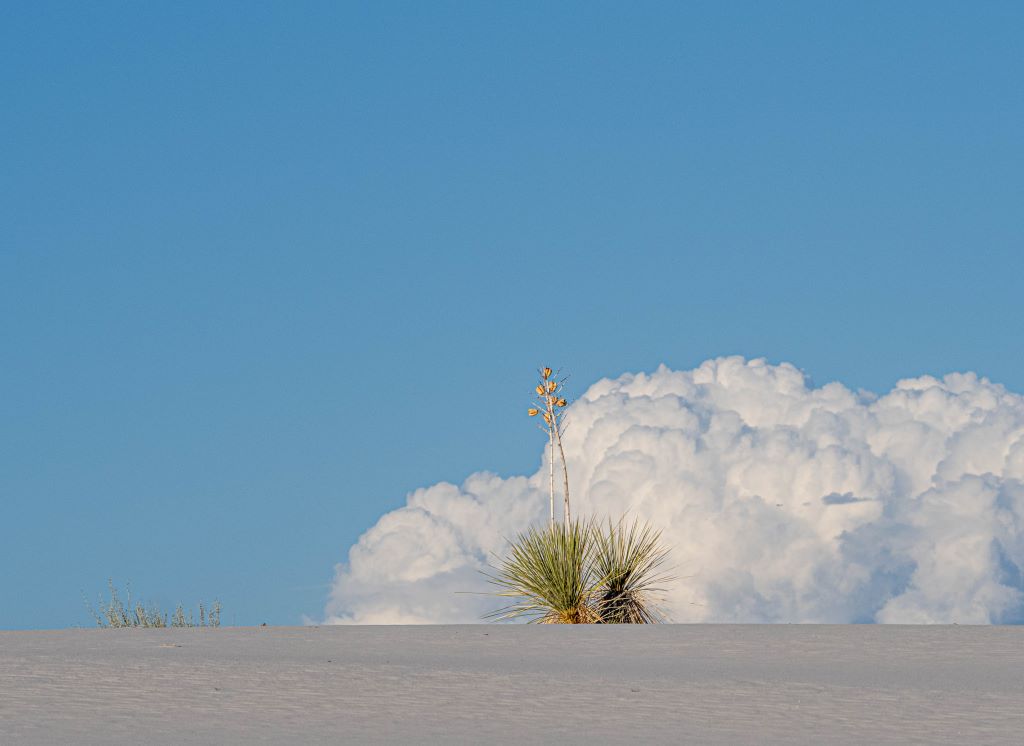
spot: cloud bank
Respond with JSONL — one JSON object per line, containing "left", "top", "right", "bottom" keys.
{"left": 324, "top": 357, "right": 1024, "bottom": 624}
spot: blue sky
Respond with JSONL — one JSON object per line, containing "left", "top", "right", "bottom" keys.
{"left": 2, "top": 1, "right": 1023, "bottom": 629}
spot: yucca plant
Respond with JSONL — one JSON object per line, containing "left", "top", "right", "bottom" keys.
{"left": 592, "top": 518, "right": 671, "bottom": 624}
{"left": 486, "top": 517, "right": 671, "bottom": 624}
{"left": 494, "top": 364, "right": 670, "bottom": 624}
{"left": 486, "top": 519, "right": 602, "bottom": 624}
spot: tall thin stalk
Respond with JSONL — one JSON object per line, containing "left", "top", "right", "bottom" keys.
{"left": 554, "top": 417, "right": 570, "bottom": 524}
{"left": 547, "top": 422, "right": 555, "bottom": 528}
{"left": 528, "top": 367, "right": 571, "bottom": 523}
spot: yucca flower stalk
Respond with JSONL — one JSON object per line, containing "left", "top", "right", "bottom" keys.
{"left": 486, "top": 519, "right": 602, "bottom": 624}
{"left": 528, "top": 367, "right": 571, "bottom": 525}
{"left": 592, "top": 517, "right": 672, "bottom": 624}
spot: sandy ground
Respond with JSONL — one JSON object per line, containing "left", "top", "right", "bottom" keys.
{"left": 1, "top": 625, "right": 1023, "bottom": 744}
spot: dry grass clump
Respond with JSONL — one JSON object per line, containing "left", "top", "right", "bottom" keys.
{"left": 87, "top": 580, "right": 221, "bottom": 628}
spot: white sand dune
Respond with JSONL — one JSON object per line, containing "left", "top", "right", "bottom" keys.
{"left": 2, "top": 625, "right": 1023, "bottom": 744}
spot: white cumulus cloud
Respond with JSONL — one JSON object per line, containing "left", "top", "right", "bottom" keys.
{"left": 323, "top": 357, "right": 1024, "bottom": 624}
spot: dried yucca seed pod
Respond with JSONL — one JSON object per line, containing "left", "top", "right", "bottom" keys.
{"left": 547, "top": 381, "right": 557, "bottom": 393}
{"left": 528, "top": 408, "right": 540, "bottom": 416}
{"left": 542, "top": 367, "right": 552, "bottom": 379}
{"left": 535, "top": 385, "right": 545, "bottom": 396}
{"left": 543, "top": 412, "right": 552, "bottom": 423}
{"left": 556, "top": 399, "right": 567, "bottom": 407}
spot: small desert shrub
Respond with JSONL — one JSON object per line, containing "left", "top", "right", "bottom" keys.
{"left": 87, "top": 580, "right": 221, "bottom": 628}
{"left": 486, "top": 518, "right": 670, "bottom": 624}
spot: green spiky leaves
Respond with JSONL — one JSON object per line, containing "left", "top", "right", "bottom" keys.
{"left": 592, "top": 517, "right": 672, "bottom": 624}
{"left": 486, "top": 518, "right": 670, "bottom": 624}
{"left": 486, "top": 519, "right": 601, "bottom": 624}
